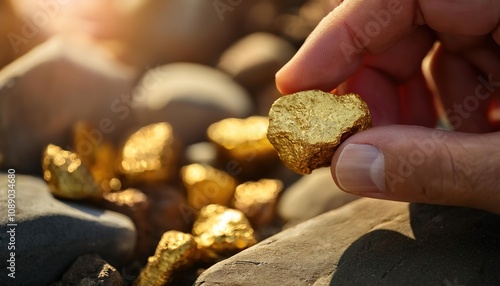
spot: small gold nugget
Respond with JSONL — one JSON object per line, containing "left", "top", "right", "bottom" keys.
{"left": 42, "top": 144, "right": 101, "bottom": 199}
{"left": 181, "top": 164, "right": 237, "bottom": 209}
{"left": 207, "top": 116, "right": 278, "bottom": 177}
{"left": 135, "top": 230, "right": 198, "bottom": 286}
{"left": 193, "top": 204, "right": 256, "bottom": 259}
{"left": 120, "top": 122, "right": 178, "bottom": 184}
{"left": 233, "top": 179, "right": 283, "bottom": 228}
{"left": 267, "top": 91, "right": 371, "bottom": 174}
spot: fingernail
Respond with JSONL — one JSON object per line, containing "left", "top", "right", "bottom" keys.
{"left": 335, "top": 144, "right": 385, "bottom": 193}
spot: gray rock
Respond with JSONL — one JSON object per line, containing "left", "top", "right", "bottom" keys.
{"left": 113, "top": 0, "right": 249, "bottom": 67}
{"left": 51, "top": 254, "right": 124, "bottom": 286}
{"left": 278, "top": 167, "right": 359, "bottom": 226}
{"left": 134, "top": 63, "right": 253, "bottom": 145}
{"left": 0, "top": 37, "right": 137, "bottom": 174}
{"left": 196, "top": 198, "right": 500, "bottom": 286}
{"left": 217, "top": 32, "right": 296, "bottom": 92}
{"left": 0, "top": 174, "right": 136, "bottom": 286}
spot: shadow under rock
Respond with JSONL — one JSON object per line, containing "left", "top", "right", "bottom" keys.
{"left": 330, "top": 204, "right": 500, "bottom": 286}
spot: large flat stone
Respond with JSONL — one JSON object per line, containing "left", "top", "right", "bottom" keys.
{"left": 196, "top": 198, "right": 500, "bottom": 285}
{"left": 0, "top": 174, "right": 136, "bottom": 285}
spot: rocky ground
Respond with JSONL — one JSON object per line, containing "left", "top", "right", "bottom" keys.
{"left": 0, "top": 0, "right": 500, "bottom": 286}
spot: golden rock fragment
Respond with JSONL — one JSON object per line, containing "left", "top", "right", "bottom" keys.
{"left": 207, "top": 116, "right": 278, "bottom": 178}
{"left": 135, "top": 230, "right": 198, "bottom": 286}
{"left": 42, "top": 144, "right": 101, "bottom": 199}
{"left": 119, "top": 122, "right": 178, "bottom": 184}
{"left": 73, "top": 122, "right": 122, "bottom": 193}
{"left": 192, "top": 204, "right": 256, "bottom": 259}
{"left": 267, "top": 91, "right": 371, "bottom": 174}
{"left": 233, "top": 179, "right": 283, "bottom": 227}
{"left": 181, "top": 164, "right": 237, "bottom": 209}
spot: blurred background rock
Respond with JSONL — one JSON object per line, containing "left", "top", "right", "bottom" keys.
{"left": 0, "top": 0, "right": 332, "bottom": 174}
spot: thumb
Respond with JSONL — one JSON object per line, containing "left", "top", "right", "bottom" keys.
{"left": 331, "top": 125, "right": 500, "bottom": 214}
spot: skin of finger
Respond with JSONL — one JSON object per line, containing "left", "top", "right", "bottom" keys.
{"left": 438, "top": 33, "right": 500, "bottom": 81}
{"left": 436, "top": 33, "right": 490, "bottom": 52}
{"left": 276, "top": 0, "right": 419, "bottom": 94}
{"left": 331, "top": 125, "right": 500, "bottom": 214}
{"left": 398, "top": 71, "right": 437, "bottom": 127}
{"left": 418, "top": 0, "right": 500, "bottom": 35}
{"left": 335, "top": 27, "right": 436, "bottom": 126}
{"left": 362, "top": 26, "right": 435, "bottom": 83}
{"left": 275, "top": 24, "right": 363, "bottom": 94}
{"left": 429, "top": 44, "right": 495, "bottom": 133}
{"left": 277, "top": 0, "right": 500, "bottom": 96}
{"left": 337, "top": 67, "right": 400, "bottom": 126}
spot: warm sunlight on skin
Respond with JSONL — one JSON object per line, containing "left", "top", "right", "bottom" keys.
{"left": 276, "top": 0, "right": 500, "bottom": 214}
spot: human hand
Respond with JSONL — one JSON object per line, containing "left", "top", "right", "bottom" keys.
{"left": 276, "top": 0, "right": 500, "bottom": 214}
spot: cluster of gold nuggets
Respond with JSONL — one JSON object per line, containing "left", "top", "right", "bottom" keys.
{"left": 41, "top": 91, "right": 370, "bottom": 285}
{"left": 41, "top": 116, "right": 282, "bottom": 285}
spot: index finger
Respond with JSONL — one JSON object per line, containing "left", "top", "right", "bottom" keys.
{"left": 275, "top": 0, "right": 420, "bottom": 94}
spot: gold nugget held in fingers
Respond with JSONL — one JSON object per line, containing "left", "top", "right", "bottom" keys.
{"left": 193, "top": 204, "right": 256, "bottom": 260}
{"left": 42, "top": 144, "right": 102, "bottom": 199}
{"left": 267, "top": 90, "right": 371, "bottom": 175}
{"left": 135, "top": 230, "right": 198, "bottom": 286}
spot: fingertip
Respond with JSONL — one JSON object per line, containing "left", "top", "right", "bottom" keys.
{"left": 275, "top": 58, "right": 339, "bottom": 95}
{"left": 275, "top": 63, "right": 294, "bottom": 95}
